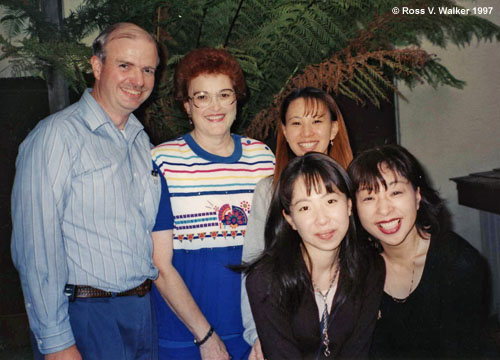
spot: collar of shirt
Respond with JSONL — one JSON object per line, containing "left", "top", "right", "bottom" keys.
{"left": 81, "top": 89, "right": 144, "bottom": 138}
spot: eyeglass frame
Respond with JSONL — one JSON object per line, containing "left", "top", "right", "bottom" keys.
{"left": 187, "top": 88, "right": 237, "bottom": 108}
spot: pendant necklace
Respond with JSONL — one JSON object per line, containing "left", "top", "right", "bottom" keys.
{"left": 312, "top": 262, "right": 340, "bottom": 357}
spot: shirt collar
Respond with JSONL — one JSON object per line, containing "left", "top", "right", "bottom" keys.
{"left": 81, "top": 89, "right": 144, "bottom": 134}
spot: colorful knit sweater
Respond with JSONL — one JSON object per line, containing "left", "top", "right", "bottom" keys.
{"left": 151, "top": 133, "right": 275, "bottom": 356}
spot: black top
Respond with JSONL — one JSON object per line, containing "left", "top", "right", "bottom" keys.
{"left": 246, "top": 254, "right": 385, "bottom": 359}
{"left": 370, "top": 231, "right": 486, "bottom": 359}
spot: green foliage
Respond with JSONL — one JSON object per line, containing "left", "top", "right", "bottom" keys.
{"left": 0, "top": 0, "right": 166, "bottom": 89}
{"left": 1, "top": 0, "right": 499, "bottom": 140}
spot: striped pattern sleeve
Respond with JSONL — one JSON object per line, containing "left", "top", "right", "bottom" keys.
{"left": 11, "top": 118, "right": 75, "bottom": 354}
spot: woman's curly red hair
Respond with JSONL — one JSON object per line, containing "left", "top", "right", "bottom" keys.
{"left": 174, "top": 48, "right": 246, "bottom": 104}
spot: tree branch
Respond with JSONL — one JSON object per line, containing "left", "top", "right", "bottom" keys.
{"left": 224, "top": 0, "right": 245, "bottom": 47}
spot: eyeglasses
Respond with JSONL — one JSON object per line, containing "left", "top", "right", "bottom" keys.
{"left": 188, "top": 89, "right": 236, "bottom": 108}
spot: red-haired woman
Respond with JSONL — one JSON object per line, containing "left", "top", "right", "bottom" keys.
{"left": 241, "top": 87, "right": 353, "bottom": 358}
{"left": 151, "top": 48, "right": 275, "bottom": 359}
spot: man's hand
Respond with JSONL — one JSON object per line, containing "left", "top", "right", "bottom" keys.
{"left": 249, "top": 337, "right": 265, "bottom": 360}
{"left": 199, "top": 332, "right": 230, "bottom": 360}
{"left": 45, "top": 345, "right": 82, "bottom": 360}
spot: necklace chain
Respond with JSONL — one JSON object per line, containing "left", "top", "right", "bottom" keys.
{"left": 391, "top": 263, "right": 414, "bottom": 304}
{"left": 312, "top": 262, "right": 340, "bottom": 358}
{"left": 390, "top": 239, "right": 421, "bottom": 304}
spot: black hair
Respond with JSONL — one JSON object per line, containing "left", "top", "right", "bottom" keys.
{"left": 246, "top": 152, "right": 368, "bottom": 314}
{"left": 348, "top": 144, "right": 444, "bottom": 242}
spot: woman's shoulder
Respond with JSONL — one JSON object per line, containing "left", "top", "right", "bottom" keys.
{"left": 254, "top": 176, "right": 273, "bottom": 194}
{"left": 238, "top": 135, "right": 274, "bottom": 154}
{"left": 432, "top": 231, "right": 484, "bottom": 278}
{"left": 246, "top": 263, "right": 273, "bottom": 298}
{"left": 151, "top": 135, "right": 186, "bottom": 152}
{"left": 435, "top": 231, "right": 481, "bottom": 260}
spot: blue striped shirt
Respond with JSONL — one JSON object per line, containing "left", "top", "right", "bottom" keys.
{"left": 10, "top": 89, "right": 161, "bottom": 354}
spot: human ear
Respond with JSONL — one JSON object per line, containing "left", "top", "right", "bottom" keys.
{"left": 281, "top": 123, "right": 289, "bottom": 142}
{"left": 282, "top": 209, "right": 297, "bottom": 230}
{"left": 347, "top": 198, "right": 352, "bottom": 216}
{"left": 183, "top": 102, "right": 191, "bottom": 117}
{"left": 90, "top": 56, "right": 103, "bottom": 81}
{"left": 416, "top": 187, "right": 422, "bottom": 210}
{"left": 330, "top": 121, "right": 339, "bottom": 142}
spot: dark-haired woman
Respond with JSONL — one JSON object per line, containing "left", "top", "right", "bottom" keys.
{"left": 348, "top": 144, "right": 486, "bottom": 358}
{"left": 151, "top": 48, "right": 274, "bottom": 359}
{"left": 245, "top": 152, "right": 384, "bottom": 359}
{"left": 241, "top": 87, "right": 353, "bottom": 358}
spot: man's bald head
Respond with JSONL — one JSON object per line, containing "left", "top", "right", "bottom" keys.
{"left": 92, "top": 23, "right": 159, "bottom": 64}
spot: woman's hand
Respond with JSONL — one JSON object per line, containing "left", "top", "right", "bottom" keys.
{"left": 249, "top": 337, "right": 265, "bottom": 360}
{"left": 199, "top": 332, "right": 230, "bottom": 360}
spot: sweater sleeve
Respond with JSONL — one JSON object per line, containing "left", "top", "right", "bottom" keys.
{"left": 241, "top": 177, "right": 272, "bottom": 345}
{"left": 152, "top": 165, "right": 174, "bottom": 231}
{"left": 340, "top": 253, "right": 385, "bottom": 358}
{"left": 242, "top": 177, "right": 272, "bottom": 262}
{"left": 246, "top": 269, "right": 303, "bottom": 359}
{"left": 439, "top": 233, "right": 485, "bottom": 357}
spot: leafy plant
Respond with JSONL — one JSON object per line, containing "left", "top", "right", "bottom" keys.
{"left": 1, "top": 0, "right": 499, "bottom": 141}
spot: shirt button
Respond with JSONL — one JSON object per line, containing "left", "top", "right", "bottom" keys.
{"left": 134, "top": 172, "right": 138, "bottom": 177}
{"left": 26, "top": 303, "right": 32, "bottom": 308}
{"left": 38, "top": 340, "right": 42, "bottom": 345}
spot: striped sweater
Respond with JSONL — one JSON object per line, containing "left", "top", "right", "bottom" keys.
{"left": 150, "top": 133, "right": 274, "bottom": 355}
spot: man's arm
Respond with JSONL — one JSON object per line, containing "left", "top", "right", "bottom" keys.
{"left": 152, "top": 230, "right": 229, "bottom": 360}
{"left": 11, "top": 120, "right": 76, "bottom": 355}
{"left": 45, "top": 345, "right": 81, "bottom": 360}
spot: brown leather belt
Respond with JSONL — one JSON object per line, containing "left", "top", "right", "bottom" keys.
{"left": 66, "top": 279, "right": 152, "bottom": 299}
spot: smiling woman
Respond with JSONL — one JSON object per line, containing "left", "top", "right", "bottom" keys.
{"left": 149, "top": 48, "right": 275, "bottom": 360}
{"left": 281, "top": 96, "right": 338, "bottom": 157}
{"left": 282, "top": 176, "right": 351, "bottom": 257}
{"left": 245, "top": 152, "right": 384, "bottom": 359}
{"left": 348, "top": 144, "right": 487, "bottom": 358}
{"left": 240, "top": 87, "right": 354, "bottom": 354}
{"left": 183, "top": 73, "right": 238, "bottom": 151}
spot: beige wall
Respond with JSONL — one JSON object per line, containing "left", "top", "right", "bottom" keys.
{"left": 398, "top": 0, "right": 500, "bottom": 251}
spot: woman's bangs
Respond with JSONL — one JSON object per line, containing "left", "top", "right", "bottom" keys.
{"left": 301, "top": 97, "right": 326, "bottom": 119}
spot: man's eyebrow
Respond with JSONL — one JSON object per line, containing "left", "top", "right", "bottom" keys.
{"left": 114, "top": 58, "right": 132, "bottom": 64}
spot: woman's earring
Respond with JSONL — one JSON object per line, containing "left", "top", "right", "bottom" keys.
{"left": 188, "top": 116, "right": 193, "bottom": 127}
{"left": 329, "top": 139, "right": 333, "bottom": 146}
